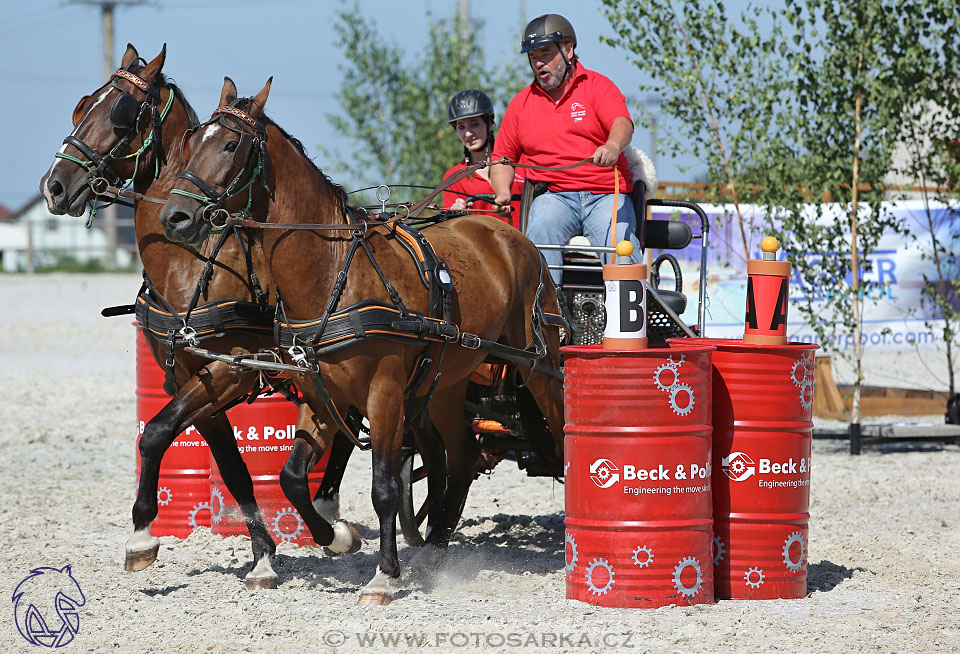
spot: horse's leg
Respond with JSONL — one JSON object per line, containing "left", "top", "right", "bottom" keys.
{"left": 311, "top": 431, "right": 356, "bottom": 524}
{"left": 407, "top": 399, "right": 449, "bottom": 544}
{"left": 194, "top": 413, "right": 280, "bottom": 590}
{"left": 126, "top": 363, "right": 256, "bottom": 571}
{"left": 407, "top": 381, "right": 479, "bottom": 578}
{"left": 426, "top": 381, "right": 480, "bottom": 546}
{"left": 278, "top": 403, "right": 361, "bottom": 554}
{"left": 357, "top": 363, "right": 407, "bottom": 606}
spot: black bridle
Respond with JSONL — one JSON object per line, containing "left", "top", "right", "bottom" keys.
{"left": 172, "top": 101, "right": 269, "bottom": 225}
{"left": 57, "top": 63, "right": 170, "bottom": 189}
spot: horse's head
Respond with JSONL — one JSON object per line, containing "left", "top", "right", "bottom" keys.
{"left": 40, "top": 43, "right": 170, "bottom": 216}
{"left": 159, "top": 76, "right": 272, "bottom": 245}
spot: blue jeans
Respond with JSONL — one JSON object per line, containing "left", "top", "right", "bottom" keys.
{"left": 525, "top": 190, "right": 639, "bottom": 284}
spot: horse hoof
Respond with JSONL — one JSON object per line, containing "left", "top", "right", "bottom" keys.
{"left": 244, "top": 574, "right": 279, "bottom": 590}
{"left": 357, "top": 591, "right": 393, "bottom": 606}
{"left": 326, "top": 521, "right": 362, "bottom": 555}
{"left": 124, "top": 543, "right": 159, "bottom": 572}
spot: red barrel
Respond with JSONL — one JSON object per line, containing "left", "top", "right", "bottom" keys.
{"left": 562, "top": 343, "right": 715, "bottom": 608}
{"left": 135, "top": 327, "right": 211, "bottom": 537}
{"left": 209, "top": 405, "right": 331, "bottom": 547}
{"left": 670, "top": 338, "right": 816, "bottom": 599}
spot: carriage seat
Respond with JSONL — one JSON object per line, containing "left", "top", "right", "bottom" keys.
{"left": 557, "top": 182, "right": 692, "bottom": 318}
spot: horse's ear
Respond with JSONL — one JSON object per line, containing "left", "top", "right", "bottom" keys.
{"left": 220, "top": 77, "right": 238, "bottom": 107}
{"left": 120, "top": 44, "right": 139, "bottom": 70}
{"left": 249, "top": 77, "right": 273, "bottom": 117}
{"left": 72, "top": 95, "right": 90, "bottom": 127}
{"left": 140, "top": 43, "right": 166, "bottom": 80}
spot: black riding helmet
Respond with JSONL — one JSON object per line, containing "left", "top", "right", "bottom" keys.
{"left": 520, "top": 14, "right": 577, "bottom": 53}
{"left": 447, "top": 89, "right": 495, "bottom": 124}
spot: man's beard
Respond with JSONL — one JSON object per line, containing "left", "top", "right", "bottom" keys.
{"left": 536, "top": 65, "right": 565, "bottom": 92}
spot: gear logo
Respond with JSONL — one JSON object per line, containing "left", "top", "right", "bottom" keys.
{"left": 209, "top": 487, "right": 225, "bottom": 525}
{"left": 653, "top": 363, "right": 679, "bottom": 391}
{"left": 744, "top": 566, "right": 765, "bottom": 588}
{"left": 156, "top": 486, "right": 172, "bottom": 506}
{"left": 712, "top": 535, "right": 726, "bottom": 566}
{"left": 589, "top": 458, "right": 620, "bottom": 489}
{"left": 669, "top": 383, "right": 695, "bottom": 416}
{"left": 272, "top": 507, "right": 304, "bottom": 542}
{"left": 721, "top": 451, "right": 756, "bottom": 482}
{"left": 782, "top": 531, "right": 805, "bottom": 573}
{"left": 585, "top": 558, "right": 615, "bottom": 596}
{"left": 673, "top": 557, "right": 703, "bottom": 599}
{"left": 188, "top": 502, "right": 211, "bottom": 529}
{"left": 564, "top": 532, "right": 578, "bottom": 574}
{"left": 652, "top": 354, "right": 694, "bottom": 417}
{"left": 13, "top": 565, "right": 86, "bottom": 648}
{"left": 632, "top": 545, "right": 653, "bottom": 568}
{"left": 792, "top": 356, "right": 815, "bottom": 412}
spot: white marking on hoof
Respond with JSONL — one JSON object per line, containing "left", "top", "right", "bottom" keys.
{"left": 358, "top": 566, "right": 397, "bottom": 605}
{"left": 312, "top": 493, "right": 340, "bottom": 523}
{"left": 244, "top": 555, "right": 278, "bottom": 590}
{"left": 326, "top": 521, "right": 362, "bottom": 554}
{"left": 124, "top": 527, "right": 160, "bottom": 572}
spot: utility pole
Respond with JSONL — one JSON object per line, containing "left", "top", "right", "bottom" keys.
{"left": 458, "top": 0, "right": 471, "bottom": 60}
{"left": 68, "top": 0, "right": 151, "bottom": 269}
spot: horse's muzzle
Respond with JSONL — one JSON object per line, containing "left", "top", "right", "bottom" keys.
{"left": 159, "top": 202, "right": 208, "bottom": 245}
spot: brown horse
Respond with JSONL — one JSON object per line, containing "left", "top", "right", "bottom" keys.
{"left": 158, "top": 77, "right": 565, "bottom": 605}
{"left": 39, "top": 45, "right": 359, "bottom": 590}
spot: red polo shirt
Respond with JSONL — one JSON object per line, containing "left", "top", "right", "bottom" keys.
{"left": 442, "top": 162, "right": 525, "bottom": 228}
{"left": 493, "top": 64, "right": 634, "bottom": 193}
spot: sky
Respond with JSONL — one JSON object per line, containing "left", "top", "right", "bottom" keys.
{"left": 1, "top": 0, "right": 759, "bottom": 213}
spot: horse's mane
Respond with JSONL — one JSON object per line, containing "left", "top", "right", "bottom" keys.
{"left": 233, "top": 96, "right": 349, "bottom": 212}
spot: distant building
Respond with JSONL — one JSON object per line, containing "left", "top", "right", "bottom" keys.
{"left": 0, "top": 195, "right": 136, "bottom": 272}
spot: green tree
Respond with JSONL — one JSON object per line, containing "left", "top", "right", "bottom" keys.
{"left": 600, "top": 0, "right": 790, "bottom": 263}
{"left": 774, "top": 0, "right": 960, "bottom": 428}
{"left": 889, "top": 5, "right": 960, "bottom": 397}
{"left": 323, "top": 3, "right": 526, "bottom": 204}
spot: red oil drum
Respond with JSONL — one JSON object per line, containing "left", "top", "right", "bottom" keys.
{"left": 562, "top": 343, "right": 715, "bottom": 608}
{"left": 135, "top": 327, "right": 211, "bottom": 537}
{"left": 670, "top": 338, "right": 816, "bottom": 599}
{"left": 209, "top": 404, "right": 331, "bottom": 547}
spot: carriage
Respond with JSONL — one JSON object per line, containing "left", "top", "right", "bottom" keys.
{"left": 395, "top": 183, "right": 711, "bottom": 545}
{"left": 41, "top": 45, "right": 713, "bottom": 603}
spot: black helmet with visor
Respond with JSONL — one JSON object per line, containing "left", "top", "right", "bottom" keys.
{"left": 520, "top": 14, "right": 577, "bottom": 53}
{"left": 447, "top": 90, "right": 495, "bottom": 124}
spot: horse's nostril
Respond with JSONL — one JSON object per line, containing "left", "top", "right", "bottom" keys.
{"left": 48, "top": 179, "right": 64, "bottom": 198}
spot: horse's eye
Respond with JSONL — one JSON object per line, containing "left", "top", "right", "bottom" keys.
{"left": 225, "top": 141, "right": 238, "bottom": 152}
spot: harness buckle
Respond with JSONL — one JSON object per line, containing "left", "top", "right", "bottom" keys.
{"left": 178, "top": 325, "right": 199, "bottom": 347}
{"left": 288, "top": 345, "right": 309, "bottom": 368}
{"left": 460, "top": 333, "right": 481, "bottom": 349}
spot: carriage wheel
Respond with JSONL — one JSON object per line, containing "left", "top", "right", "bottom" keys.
{"left": 398, "top": 448, "right": 430, "bottom": 547}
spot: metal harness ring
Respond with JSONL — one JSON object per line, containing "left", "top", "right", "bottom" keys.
{"left": 89, "top": 177, "right": 111, "bottom": 195}
{"left": 202, "top": 205, "right": 230, "bottom": 228}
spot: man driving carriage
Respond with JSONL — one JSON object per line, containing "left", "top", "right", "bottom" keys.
{"left": 490, "top": 13, "right": 640, "bottom": 284}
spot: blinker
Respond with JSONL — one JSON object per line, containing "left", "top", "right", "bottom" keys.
{"left": 110, "top": 91, "right": 140, "bottom": 131}
{"left": 234, "top": 134, "right": 253, "bottom": 167}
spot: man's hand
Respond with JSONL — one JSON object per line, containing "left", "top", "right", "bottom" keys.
{"left": 592, "top": 143, "right": 620, "bottom": 167}
{"left": 493, "top": 191, "right": 513, "bottom": 213}
{"left": 451, "top": 198, "right": 470, "bottom": 211}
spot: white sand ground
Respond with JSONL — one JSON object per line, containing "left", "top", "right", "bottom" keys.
{"left": 0, "top": 273, "right": 957, "bottom": 654}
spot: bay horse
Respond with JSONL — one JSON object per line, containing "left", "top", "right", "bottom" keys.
{"left": 158, "top": 77, "right": 565, "bottom": 605}
{"left": 39, "top": 45, "right": 360, "bottom": 590}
